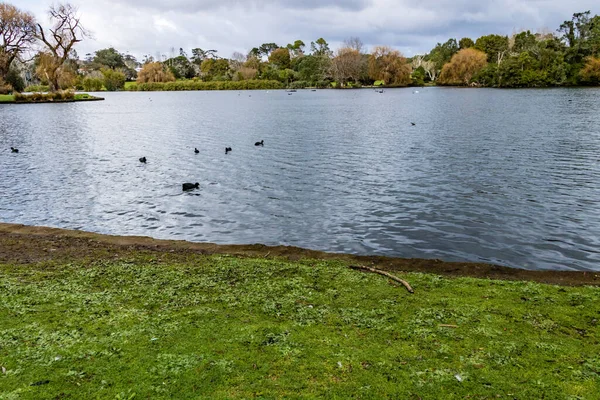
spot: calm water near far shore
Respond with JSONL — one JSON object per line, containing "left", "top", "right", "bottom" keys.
{"left": 1, "top": 87, "right": 599, "bottom": 271}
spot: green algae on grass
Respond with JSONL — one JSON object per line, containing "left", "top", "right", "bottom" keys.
{"left": 0, "top": 254, "right": 599, "bottom": 399}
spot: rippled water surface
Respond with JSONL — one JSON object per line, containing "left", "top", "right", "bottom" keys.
{"left": 1, "top": 88, "right": 599, "bottom": 270}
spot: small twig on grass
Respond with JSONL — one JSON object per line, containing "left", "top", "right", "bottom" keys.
{"left": 349, "top": 265, "right": 414, "bottom": 294}
{"left": 264, "top": 251, "right": 271, "bottom": 258}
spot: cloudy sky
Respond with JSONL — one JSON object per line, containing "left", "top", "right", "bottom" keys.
{"left": 19, "top": 0, "right": 599, "bottom": 60}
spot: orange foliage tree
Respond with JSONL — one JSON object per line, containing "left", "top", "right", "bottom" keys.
{"left": 438, "top": 48, "right": 488, "bottom": 86}
{"left": 137, "top": 62, "right": 175, "bottom": 83}
{"left": 35, "top": 51, "right": 76, "bottom": 90}
{"left": 330, "top": 47, "right": 363, "bottom": 87}
{"left": 579, "top": 57, "right": 600, "bottom": 85}
{"left": 368, "top": 46, "right": 411, "bottom": 86}
{"left": 236, "top": 66, "right": 258, "bottom": 80}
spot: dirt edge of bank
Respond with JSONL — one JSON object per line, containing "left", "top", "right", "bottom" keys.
{"left": 1, "top": 223, "right": 598, "bottom": 286}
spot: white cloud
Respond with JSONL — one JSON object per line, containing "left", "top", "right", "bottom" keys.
{"left": 153, "top": 16, "right": 178, "bottom": 33}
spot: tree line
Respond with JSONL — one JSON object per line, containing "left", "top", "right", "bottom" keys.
{"left": 1, "top": 1, "right": 599, "bottom": 93}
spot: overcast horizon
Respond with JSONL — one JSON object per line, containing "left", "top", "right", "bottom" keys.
{"left": 17, "top": 0, "right": 600, "bottom": 60}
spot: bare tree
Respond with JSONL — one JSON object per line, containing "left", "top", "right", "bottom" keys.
{"left": 421, "top": 60, "right": 438, "bottom": 81}
{"left": 230, "top": 51, "right": 246, "bottom": 71}
{"left": 0, "top": 3, "right": 37, "bottom": 80}
{"left": 36, "top": 3, "right": 89, "bottom": 91}
{"left": 411, "top": 54, "right": 425, "bottom": 69}
{"left": 330, "top": 47, "right": 363, "bottom": 87}
{"left": 344, "top": 36, "right": 365, "bottom": 53}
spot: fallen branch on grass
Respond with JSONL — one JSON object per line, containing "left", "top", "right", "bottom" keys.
{"left": 349, "top": 265, "right": 414, "bottom": 294}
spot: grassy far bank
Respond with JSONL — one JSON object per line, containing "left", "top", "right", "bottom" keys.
{"left": 124, "top": 81, "right": 136, "bottom": 90}
{"left": 0, "top": 93, "right": 103, "bottom": 104}
{"left": 0, "top": 229, "right": 598, "bottom": 399}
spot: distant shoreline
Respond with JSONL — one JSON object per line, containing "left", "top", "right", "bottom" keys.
{"left": 118, "top": 84, "right": 597, "bottom": 93}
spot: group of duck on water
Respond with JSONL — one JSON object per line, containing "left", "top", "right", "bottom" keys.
{"left": 9, "top": 141, "right": 265, "bottom": 192}
{"left": 138, "top": 140, "right": 265, "bottom": 191}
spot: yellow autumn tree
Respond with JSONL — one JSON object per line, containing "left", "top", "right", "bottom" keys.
{"left": 35, "top": 52, "right": 76, "bottom": 90}
{"left": 137, "top": 62, "right": 175, "bottom": 83}
{"left": 236, "top": 66, "right": 258, "bottom": 80}
{"left": 579, "top": 57, "right": 600, "bottom": 85}
{"left": 368, "top": 46, "right": 411, "bottom": 86}
{"left": 438, "top": 48, "right": 488, "bottom": 86}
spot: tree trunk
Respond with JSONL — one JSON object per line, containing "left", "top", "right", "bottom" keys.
{"left": 47, "top": 67, "right": 60, "bottom": 92}
{"left": 50, "top": 77, "right": 60, "bottom": 92}
{"left": 0, "top": 65, "right": 8, "bottom": 82}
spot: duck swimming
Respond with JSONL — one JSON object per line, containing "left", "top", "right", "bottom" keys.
{"left": 255, "top": 140, "right": 264, "bottom": 146}
{"left": 182, "top": 182, "right": 200, "bottom": 191}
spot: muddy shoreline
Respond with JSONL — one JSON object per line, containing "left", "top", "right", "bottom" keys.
{"left": 0, "top": 222, "right": 598, "bottom": 286}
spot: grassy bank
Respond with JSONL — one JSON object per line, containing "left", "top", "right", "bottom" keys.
{"left": 0, "top": 230, "right": 598, "bottom": 398}
{"left": 0, "top": 93, "right": 103, "bottom": 104}
{"left": 0, "top": 94, "right": 14, "bottom": 103}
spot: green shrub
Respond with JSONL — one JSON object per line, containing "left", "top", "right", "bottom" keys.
{"left": 24, "top": 85, "right": 50, "bottom": 93}
{"left": 14, "top": 90, "right": 75, "bottom": 103}
{"left": 129, "top": 79, "right": 284, "bottom": 91}
{"left": 82, "top": 77, "right": 104, "bottom": 91}
{"left": 56, "top": 90, "right": 74, "bottom": 100}
{"left": 315, "top": 80, "right": 331, "bottom": 89}
{"left": 410, "top": 69, "right": 426, "bottom": 86}
{"left": 102, "top": 69, "right": 126, "bottom": 91}
{"left": 123, "top": 81, "right": 137, "bottom": 91}
{"left": 5, "top": 69, "right": 25, "bottom": 92}
{"left": 289, "top": 81, "right": 309, "bottom": 89}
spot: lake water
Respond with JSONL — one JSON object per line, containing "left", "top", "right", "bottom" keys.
{"left": 1, "top": 88, "right": 599, "bottom": 271}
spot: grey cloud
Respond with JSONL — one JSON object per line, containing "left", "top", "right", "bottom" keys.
{"left": 63, "top": 0, "right": 600, "bottom": 60}
{"left": 117, "top": 0, "right": 372, "bottom": 13}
